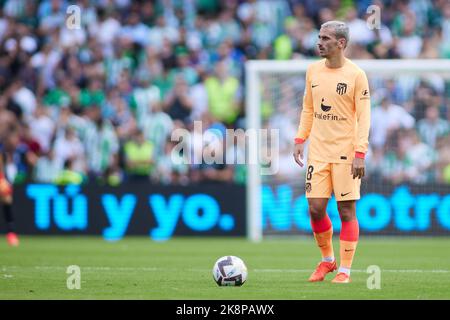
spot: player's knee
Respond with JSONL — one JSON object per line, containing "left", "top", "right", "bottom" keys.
{"left": 309, "top": 203, "right": 327, "bottom": 220}
{"left": 337, "top": 201, "right": 356, "bottom": 221}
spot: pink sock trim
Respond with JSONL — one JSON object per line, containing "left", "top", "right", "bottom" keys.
{"left": 310, "top": 215, "right": 332, "bottom": 233}
{"left": 340, "top": 220, "right": 359, "bottom": 241}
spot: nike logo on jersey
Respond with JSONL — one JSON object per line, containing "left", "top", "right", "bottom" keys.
{"left": 341, "top": 192, "right": 351, "bottom": 197}
{"left": 312, "top": 84, "right": 319, "bottom": 88}
{"left": 344, "top": 249, "right": 354, "bottom": 252}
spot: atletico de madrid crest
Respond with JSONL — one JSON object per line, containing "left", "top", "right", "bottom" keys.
{"left": 305, "top": 183, "right": 312, "bottom": 193}
{"left": 336, "top": 83, "right": 347, "bottom": 95}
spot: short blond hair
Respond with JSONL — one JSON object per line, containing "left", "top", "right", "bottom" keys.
{"left": 321, "top": 20, "right": 349, "bottom": 47}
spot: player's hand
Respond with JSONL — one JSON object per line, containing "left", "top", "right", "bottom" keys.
{"left": 351, "top": 157, "right": 365, "bottom": 179}
{"left": 293, "top": 143, "right": 305, "bottom": 167}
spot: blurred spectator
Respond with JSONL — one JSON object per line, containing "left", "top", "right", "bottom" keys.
{"left": 91, "top": 7, "right": 121, "bottom": 48}
{"left": 101, "top": 162, "right": 124, "bottom": 187}
{"left": 153, "top": 62, "right": 176, "bottom": 101}
{"left": 156, "top": 138, "right": 189, "bottom": 185}
{"left": 205, "top": 61, "right": 240, "bottom": 125}
{"left": 189, "top": 70, "right": 208, "bottom": 121}
{"left": 218, "top": 8, "right": 242, "bottom": 44}
{"left": 197, "top": 143, "right": 234, "bottom": 184}
{"left": 7, "top": 78, "right": 36, "bottom": 120}
{"left": 436, "top": 135, "right": 450, "bottom": 184}
{"left": 54, "top": 158, "right": 84, "bottom": 185}
{"left": 381, "top": 129, "right": 437, "bottom": 185}
{"left": 42, "top": 76, "right": 73, "bottom": 109}
{"left": 120, "top": 11, "right": 151, "bottom": 47}
{"left": 394, "top": 14, "right": 423, "bottom": 58}
{"left": 405, "top": 130, "right": 437, "bottom": 184}
{"left": 53, "top": 127, "right": 85, "bottom": 174}
{"left": 123, "top": 129, "right": 154, "bottom": 181}
{"left": 370, "top": 96, "right": 415, "bottom": 150}
{"left": 141, "top": 98, "right": 174, "bottom": 156}
{"left": 28, "top": 105, "right": 55, "bottom": 153}
{"left": 83, "top": 106, "right": 119, "bottom": 179}
{"left": 299, "top": 18, "right": 320, "bottom": 56}
{"left": 163, "top": 75, "right": 193, "bottom": 124}
{"left": 110, "top": 95, "right": 137, "bottom": 141}
{"left": 381, "top": 129, "right": 414, "bottom": 185}
{"left": 30, "top": 42, "right": 61, "bottom": 91}
{"left": 441, "top": 2, "right": 450, "bottom": 47}
{"left": 131, "top": 75, "right": 161, "bottom": 128}
{"left": 417, "top": 106, "right": 450, "bottom": 148}
{"left": 147, "top": 15, "right": 179, "bottom": 50}
{"left": 345, "top": 7, "right": 375, "bottom": 46}
{"left": 20, "top": 123, "right": 41, "bottom": 156}
{"left": 79, "top": 77, "right": 105, "bottom": 108}
{"left": 224, "top": 128, "right": 247, "bottom": 185}
{"left": 38, "top": 0, "right": 66, "bottom": 34}
{"left": 273, "top": 17, "right": 298, "bottom": 60}
{"left": 34, "top": 149, "right": 59, "bottom": 183}
{"left": 419, "top": 30, "right": 442, "bottom": 59}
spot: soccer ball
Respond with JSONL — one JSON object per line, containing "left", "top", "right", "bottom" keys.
{"left": 212, "top": 256, "right": 248, "bottom": 286}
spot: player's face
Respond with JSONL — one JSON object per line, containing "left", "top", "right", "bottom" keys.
{"left": 317, "top": 28, "right": 341, "bottom": 58}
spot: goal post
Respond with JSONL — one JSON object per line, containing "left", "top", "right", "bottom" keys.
{"left": 245, "top": 59, "right": 450, "bottom": 242}
{"left": 245, "top": 62, "right": 262, "bottom": 243}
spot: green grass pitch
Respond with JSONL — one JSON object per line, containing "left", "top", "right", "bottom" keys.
{"left": 0, "top": 236, "right": 449, "bottom": 299}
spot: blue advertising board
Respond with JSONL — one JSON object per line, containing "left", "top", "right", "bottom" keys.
{"left": 8, "top": 182, "right": 450, "bottom": 238}
{"left": 263, "top": 183, "right": 450, "bottom": 235}
{"left": 11, "top": 183, "right": 246, "bottom": 240}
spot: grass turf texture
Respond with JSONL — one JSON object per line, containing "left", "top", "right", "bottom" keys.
{"left": 0, "top": 236, "right": 449, "bottom": 299}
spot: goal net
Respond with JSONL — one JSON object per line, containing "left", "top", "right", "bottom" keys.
{"left": 245, "top": 59, "right": 450, "bottom": 242}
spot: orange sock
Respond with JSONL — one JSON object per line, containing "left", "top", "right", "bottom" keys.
{"left": 339, "top": 220, "right": 359, "bottom": 274}
{"left": 311, "top": 215, "right": 334, "bottom": 261}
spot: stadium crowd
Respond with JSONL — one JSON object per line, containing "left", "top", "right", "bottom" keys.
{"left": 0, "top": 0, "right": 449, "bottom": 186}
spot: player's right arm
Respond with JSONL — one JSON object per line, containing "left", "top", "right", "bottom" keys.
{"left": 293, "top": 67, "right": 314, "bottom": 167}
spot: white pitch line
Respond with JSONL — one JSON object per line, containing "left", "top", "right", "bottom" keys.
{"left": 1, "top": 266, "right": 449, "bottom": 274}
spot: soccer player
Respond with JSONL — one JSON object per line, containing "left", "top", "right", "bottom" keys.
{"left": 293, "top": 21, "right": 371, "bottom": 283}
{"left": 0, "top": 133, "right": 20, "bottom": 247}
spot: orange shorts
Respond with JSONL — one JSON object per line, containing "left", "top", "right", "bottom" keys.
{"left": 304, "top": 159, "right": 361, "bottom": 202}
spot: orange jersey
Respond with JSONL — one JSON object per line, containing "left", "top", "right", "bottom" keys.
{"left": 296, "top": 58, "right": 371, "bottom": 163}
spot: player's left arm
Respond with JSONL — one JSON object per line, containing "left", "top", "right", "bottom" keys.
{"left": 352, "top": 70, "right": 371, "bottom": 179}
